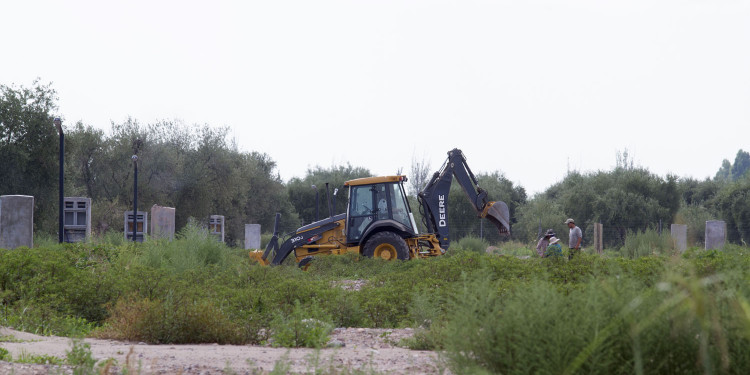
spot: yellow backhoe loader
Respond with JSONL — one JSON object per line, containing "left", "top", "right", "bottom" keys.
{"left": 249, "top": 149, "right": 510, "bottom": 267}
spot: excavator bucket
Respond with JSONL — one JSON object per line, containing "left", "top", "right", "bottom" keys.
{"left": 482, "top": 201, "right": 511, "bottom": 236}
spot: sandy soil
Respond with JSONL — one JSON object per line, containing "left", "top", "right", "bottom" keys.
{"left": 0, "top": 326, "right": 447, "bottom": 374}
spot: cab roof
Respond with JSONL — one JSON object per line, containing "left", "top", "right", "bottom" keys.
{"left": 344, "top": 175, "right": 406, "bottom": 186}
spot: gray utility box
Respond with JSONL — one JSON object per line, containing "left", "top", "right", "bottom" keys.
{"left": 63, "top": 197, "right": 91, "bottom": 243}
{"left": 209, "top": 215, "right": 225, "bottom": 242}
{"left": 124, "top": 211, "right": 148, "bottom": 242}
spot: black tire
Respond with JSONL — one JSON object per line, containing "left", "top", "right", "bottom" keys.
{"left": 363, "top": 232, "right": 410, "bottom": 260}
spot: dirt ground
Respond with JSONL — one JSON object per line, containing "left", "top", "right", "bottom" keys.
{"left": 0, "top": 326, "right": 447, "bottom": 374}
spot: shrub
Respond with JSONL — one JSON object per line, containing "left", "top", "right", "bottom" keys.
{"left": 454, "top": 236, "right": 489, "bottom": 254}
{"left": 269, "top": 300, "right": 333, "bottom": 348}
{"left": 619, "top": 228, "right": 674, "bottom": 258}
{"left": 440, "top": 265, "right": 750, "bottom": 375}
{"left": 95, "top": 294, "right": 250, "bottom": 344}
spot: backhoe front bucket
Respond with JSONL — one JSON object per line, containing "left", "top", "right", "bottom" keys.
{"left": 482, "top": 201, "right": 511, "bottom": 236}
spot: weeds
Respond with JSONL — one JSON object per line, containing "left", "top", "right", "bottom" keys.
{"left": 1, "top": 229, "right": 749, "bottom": 374}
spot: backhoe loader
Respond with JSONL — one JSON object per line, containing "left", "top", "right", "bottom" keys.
{"left": 249, "top": 149, "right": 511, "bottom": 267}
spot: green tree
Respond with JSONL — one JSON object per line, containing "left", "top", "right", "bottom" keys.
{"left": 513, "top": 196, "right": 567, "bottom": 244}
{"left": 286, "top": 164, "right": 370, "bottom": 225}
{"left": 714, "top": 175, "right": 750, "bottom": 245}
{"left": 731, "top": 149, "right": 750, "bottom": 181}
{"left": 542, "top": 168, "right": 680, "bottom": 247}
{"left": 0, "top": 80, "right": 59, "bottom": 233}
{"left": 445, "top": 171, "right": 526, "bottom": 243}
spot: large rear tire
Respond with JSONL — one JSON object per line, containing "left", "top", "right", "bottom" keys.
{"left": 363, "top": 232, "right": 410, "bottom": 260}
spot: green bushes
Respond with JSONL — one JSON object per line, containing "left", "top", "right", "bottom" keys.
{"left": 1, "top": 226, "right": 749, "bottom": 373}
{"left": 269, "top": 300, "right": 333, "bottom": 348}
{"left": 619, "top": 228, "right": 674, "bottom": 258}
{"left": 95, "top": 294, "right": 251, "bottom": 344}
{"left": 439, "top": 264, "right": 750, "bottom": 375}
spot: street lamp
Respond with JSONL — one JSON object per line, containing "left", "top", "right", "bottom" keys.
{"left": 54, "top": 117, "right": 64, "bottom": 243}
{"left": 131, "top": 154, "right": 138, "bottom": 242}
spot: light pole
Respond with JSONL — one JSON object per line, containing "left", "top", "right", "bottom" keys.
{"left": 131, "top": 154, "right": 138, "bottom": 242}
{"left": 54, "top": 118, "right": 64, "bottom": 243}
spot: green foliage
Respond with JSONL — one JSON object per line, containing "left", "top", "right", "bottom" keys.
{"left": 455, "top": 236, "right": 489, "bottom": 254}
{"left": 446, "top": 171, "right": 527, "bottom": 243}
{"left": 136, "top": 219, "right": 229, "bottom": 273}
{"left": 66, "top": 339, "right": 97, "bottom": 373}
{"left": 538, "top": 168, "right": 680, "bottom": 248}
{"left": 97, "top": 294, "right": 251, "bottom": 344}
{"left": 716, "top": 149, "right": 750, "bottom": 182}
{"left": 0, "top": 79, "right": 60, "bottom": 233}
{"left": 714, "top": 175, "right": 750, "bottom": 244}
{"left": 269, "top": 300, "right": 333, "bottom": 348}
{"left": 441, "top": 265, "right": 750, "bottom": 375}
{"left": 674, "top": 203, "right": 713, "bottom": 246}
{"left": 619, "top": 228, "right": 674, "bottom": 258}
{"left": 513, "top": 196, "right": 567, "bottom": 244}
{"left": 286, "top": 164, "right": 371, "bottom": 225}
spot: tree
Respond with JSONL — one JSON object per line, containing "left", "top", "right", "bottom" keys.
{"left": 731, "top": 149, "right": 750, "bottom": 181}
{"left": 445, "top": 171, "right": 527, "bottom": 243}
{"left": 513, "top": 196, "right": 567, "bottom": 244}
{"left": 286, "top": 164, "right": 371, "bottom": 225}
{"left": 714, "top": 175, "right": 750, "bottom": 245}
{"left": 408, "top": 153, "right": 432, "bottom": 196}
{"left": 539, "top": 168, "right": 680, "bottom": 247}
{"left": 0, "top": 80, "right": 59, "bottom": 232}
{"left": 714, "top": 149, "right": 750, "bottom": 182}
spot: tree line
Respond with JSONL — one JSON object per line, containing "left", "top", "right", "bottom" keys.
{"left": 2, "top": 81, "right": 749, "bottom": 247}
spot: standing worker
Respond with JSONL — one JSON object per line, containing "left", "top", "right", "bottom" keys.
{"left": 566, "top": 218, "right": 582, "bottom": 260}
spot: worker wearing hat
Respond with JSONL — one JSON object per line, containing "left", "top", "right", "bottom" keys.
{"left": 544, "top": 236, "right": 563, "bottom": 258}
{"left": 566, "top": 218, "right": 582, "bottom": 260}
{"left": 535, "top": 229, "right": 556, "bottom": 257}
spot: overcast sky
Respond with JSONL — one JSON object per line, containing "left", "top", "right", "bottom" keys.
{"left": 3, "top": 0, "right": 749, "bottom": 195}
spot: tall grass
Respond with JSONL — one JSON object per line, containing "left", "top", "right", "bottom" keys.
{"left": 440, "top": 265, "right": 750, "bottom": 375}
{"left": 619, "top": 228, "right": 674, "bottom": 258}
{"left": 132, "top": 219, "right": 229, "bottom": 273}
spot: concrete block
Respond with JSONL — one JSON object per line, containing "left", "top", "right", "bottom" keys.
{"left": 705, "top": 220, "right": 726, "bottom": 250}
{"left": 63, "top": 197, "right": 92, "bottom": 243}
{"left": 0, "top": 195, "right": 34, "bottom": 249}
{"left": 151, "top": 205, "right": 176, "bottom": 240}
{"left": 245, "top": 224, "right": 261, "bottom": 250}
{"left": 209, "top": 215, "right": 225, "bottom": 242}
{"left": 671, "top": 224, "right": 688, "bottom": 253}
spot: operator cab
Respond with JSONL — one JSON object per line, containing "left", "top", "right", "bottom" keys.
{"left": 344, "top": 176, "right": 416, "bottom": 242}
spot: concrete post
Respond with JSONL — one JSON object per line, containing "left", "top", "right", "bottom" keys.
{"left": 0, "top": 195, "right": 34, "bottom": 249}
{"left": 593, "top": 223, "right": 603, "bottom": 254}
{"left": 245, "top": 224, "right": 261, "bottom": 250}
{"left": 150, "top": 205, "right": 176, "bottom": 240}
{"left": 671, "top": 224, "right": 688, "bottom": 253}
{"left": 705, "top": 220, "right": 726, "bottom": 250}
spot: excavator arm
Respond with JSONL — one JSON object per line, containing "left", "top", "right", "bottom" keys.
{"left": 417, "top": 148, "right": 511, "bottom": 249}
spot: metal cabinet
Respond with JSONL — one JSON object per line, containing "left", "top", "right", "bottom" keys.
{"left": 209, "top": 215, "right": 225, "bottom": 242}
{"left": 63, "top": 197, "right": 91, "bottom": 243}
{"left": 124, "top": 211, "right": 148, "bottom": 242}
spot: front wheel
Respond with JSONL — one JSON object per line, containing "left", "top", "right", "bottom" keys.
{"left": 363, "top": 232, "right": 410, "bottom": 260}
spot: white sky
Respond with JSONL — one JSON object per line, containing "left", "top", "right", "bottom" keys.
{"left": 2, "top": 0, "right": 749, "bottom": 195}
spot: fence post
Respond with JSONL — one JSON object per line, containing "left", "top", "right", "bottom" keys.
{"left": 594, "top": 223, "right": 603, "bottom": 254}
